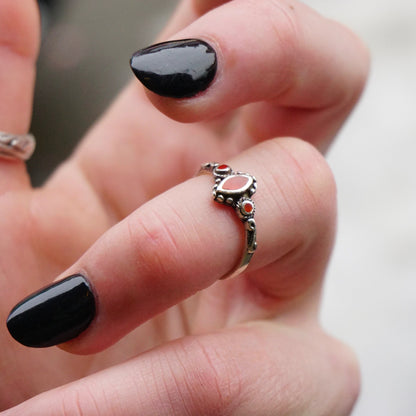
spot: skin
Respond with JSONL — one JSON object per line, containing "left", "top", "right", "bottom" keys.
{"left": 0, "top": 0, "right": 369, "bottom": 414}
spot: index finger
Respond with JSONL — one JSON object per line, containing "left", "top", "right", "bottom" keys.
{"left": 6, "top": 137, "right": 336, "bottom": 354}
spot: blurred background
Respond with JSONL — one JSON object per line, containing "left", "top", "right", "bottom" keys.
{"left": 31, "top": 0, "right": 416, "bottom": 414}
{"left": 30, "top": 0, "right": 176, "bottom": 183}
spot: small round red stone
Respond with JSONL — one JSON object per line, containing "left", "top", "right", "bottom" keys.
{"left": 244, "top": 203, "right": 253, "bottom": 213}
{"left": 241, "top": 200, "right": 254, "bottom": 214}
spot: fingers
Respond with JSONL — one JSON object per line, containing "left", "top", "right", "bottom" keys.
{"left": 7, "top": 137, "right": 336, "bottom": 353}
{"left": 0, "top": 0, "right": 40, "bottom": 191}
{"left": 50, "top": 0, "right": 368, "bottom": 220}
{"left": 2, "top": 323, "right": 360, "bottom": 416}
{"left": 131, "top": 0, "right": 369, "bottom": 147}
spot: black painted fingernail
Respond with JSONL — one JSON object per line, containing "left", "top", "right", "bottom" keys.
{"left": 130, "top": 39, "right": 217, "bottom": 99}
{"left": 6, "top": 274, "right": 96, "bottom": 348}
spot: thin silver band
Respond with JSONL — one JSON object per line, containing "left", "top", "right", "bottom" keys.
{"left": 198, "top": 162, "right": 257, "bottom": 279}
{"left": 0, "top": 132, "right": 36, "bottom": 161}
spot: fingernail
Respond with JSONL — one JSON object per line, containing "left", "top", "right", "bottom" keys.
{"left": 6, "top": 274, "right": 96, "bottom": 348}
{"left": 130, "top": 39, "right": 217, "bottom": 99}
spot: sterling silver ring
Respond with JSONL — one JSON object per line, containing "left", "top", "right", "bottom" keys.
{"left": 0, "top": 132, "right": 36, "bottom": 161}
{"left": 199, "top": 162, "right": 257, "bottom": 279}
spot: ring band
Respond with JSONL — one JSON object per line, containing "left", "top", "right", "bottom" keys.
{"left": 199, "top": 162, "right": 257, "bottom": 279}
{"left": 0, "top": 132, "right": 36, "bottom": 161}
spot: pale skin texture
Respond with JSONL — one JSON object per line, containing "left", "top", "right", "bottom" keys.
{"left": 0, "top": 0, "right": 369, "bottom": 414}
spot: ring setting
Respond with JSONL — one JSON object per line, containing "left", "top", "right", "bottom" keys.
{"left": 199, "top": 162, "right": 257, "bottom": 279}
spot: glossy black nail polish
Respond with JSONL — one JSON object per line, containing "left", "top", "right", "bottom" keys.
{"left": 130, "top": 39, "right": 217, "bottom": 98}
{"left": 6, "top": 274, "right": 95, "bottom": 348}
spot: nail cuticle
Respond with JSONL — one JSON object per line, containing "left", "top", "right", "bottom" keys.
{"left": 130, "top": 38, "right": 217, "bottom": 99}
{"left": 6, "top": 274, "right": 96, "bottom": 348}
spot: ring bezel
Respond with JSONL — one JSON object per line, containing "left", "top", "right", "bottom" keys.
{"left": 198, "top": 162, "right": 258, "bottom": 279}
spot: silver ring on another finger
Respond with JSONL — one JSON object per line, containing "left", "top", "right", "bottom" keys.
{"left": 0, "top": 132, "right": 36, "bottom": 161}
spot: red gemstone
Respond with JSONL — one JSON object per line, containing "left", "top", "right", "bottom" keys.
{"left": 217, "top": 164, "right": 229, "bottom": 170}
{"left": 243, "top": 201, "right": 253, "bottom": 213}
{"left": 222, "top": 175, "right": 250, "bottom": 191}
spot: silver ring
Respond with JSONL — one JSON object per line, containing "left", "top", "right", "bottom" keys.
{"left": 199, "top": 162, "right": 257, "bottom": 279}
{"left": 0, "top": 132, "right": 36, "bottom": 161}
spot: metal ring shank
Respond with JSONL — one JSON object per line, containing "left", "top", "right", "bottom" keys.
{"left": 223, "top": 218, "right": 257, "bottom": 279}
{"left": 198, "top": 162, "right": 258, "bottom": 279}
{"left": 0, "top": 132, "right": 36, "bottom": 161}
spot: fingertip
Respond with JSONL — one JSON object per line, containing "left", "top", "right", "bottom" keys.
{"left": 130, "top": 0, "right": 369, "bottom": 140}
{"left": 276, "top": 136, "right": 338, "bottom": 254}
{"left": 128, "top": 0, "right": 293, "bottom": 122}
{"left": 129, "top": 36, "right": 222, "bottom": 123}
{"left": 6, "top": 274, "right": 96, "bottom": 350}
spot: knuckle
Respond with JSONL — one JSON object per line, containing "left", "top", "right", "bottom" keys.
{"left": 268, "top": 0, "right": 302, "bottom": 42}
{"left": 250, "top": 0, "right": 370, "bottom": 106}
{"left": 292, "top": 139, "right": 335, "bottom": 237}
{"left": 128, "top": 201, "right": 186, "bottom": 282}
{"left": 256, "top": 137, "right": 337, "bottom": 295}
{"left": 247, "top": 0, "right": 302, "bottom": 60}
{"left": 265, "top": 137, "right": 337, "bottom": 242}
{"left": 293, "top": 140, "right": 337, "bottom": 223}
{"left": 325, "top": 21, "right": 370, "bottom": 107}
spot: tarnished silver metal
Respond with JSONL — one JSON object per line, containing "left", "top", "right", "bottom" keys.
{"left": 198, "top": 162, "right": 257, "bottom": 279}
{"left": 0, "top": 132, "right": 36, "bottom": 161}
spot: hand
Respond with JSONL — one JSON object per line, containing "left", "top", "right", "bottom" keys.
{"left": 1, "top": 0, "right": 368, "bottom": 414}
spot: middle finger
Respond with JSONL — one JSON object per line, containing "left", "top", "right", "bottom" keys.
{"left": 47, "top": 0, "right": 367, "bottom": 221}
